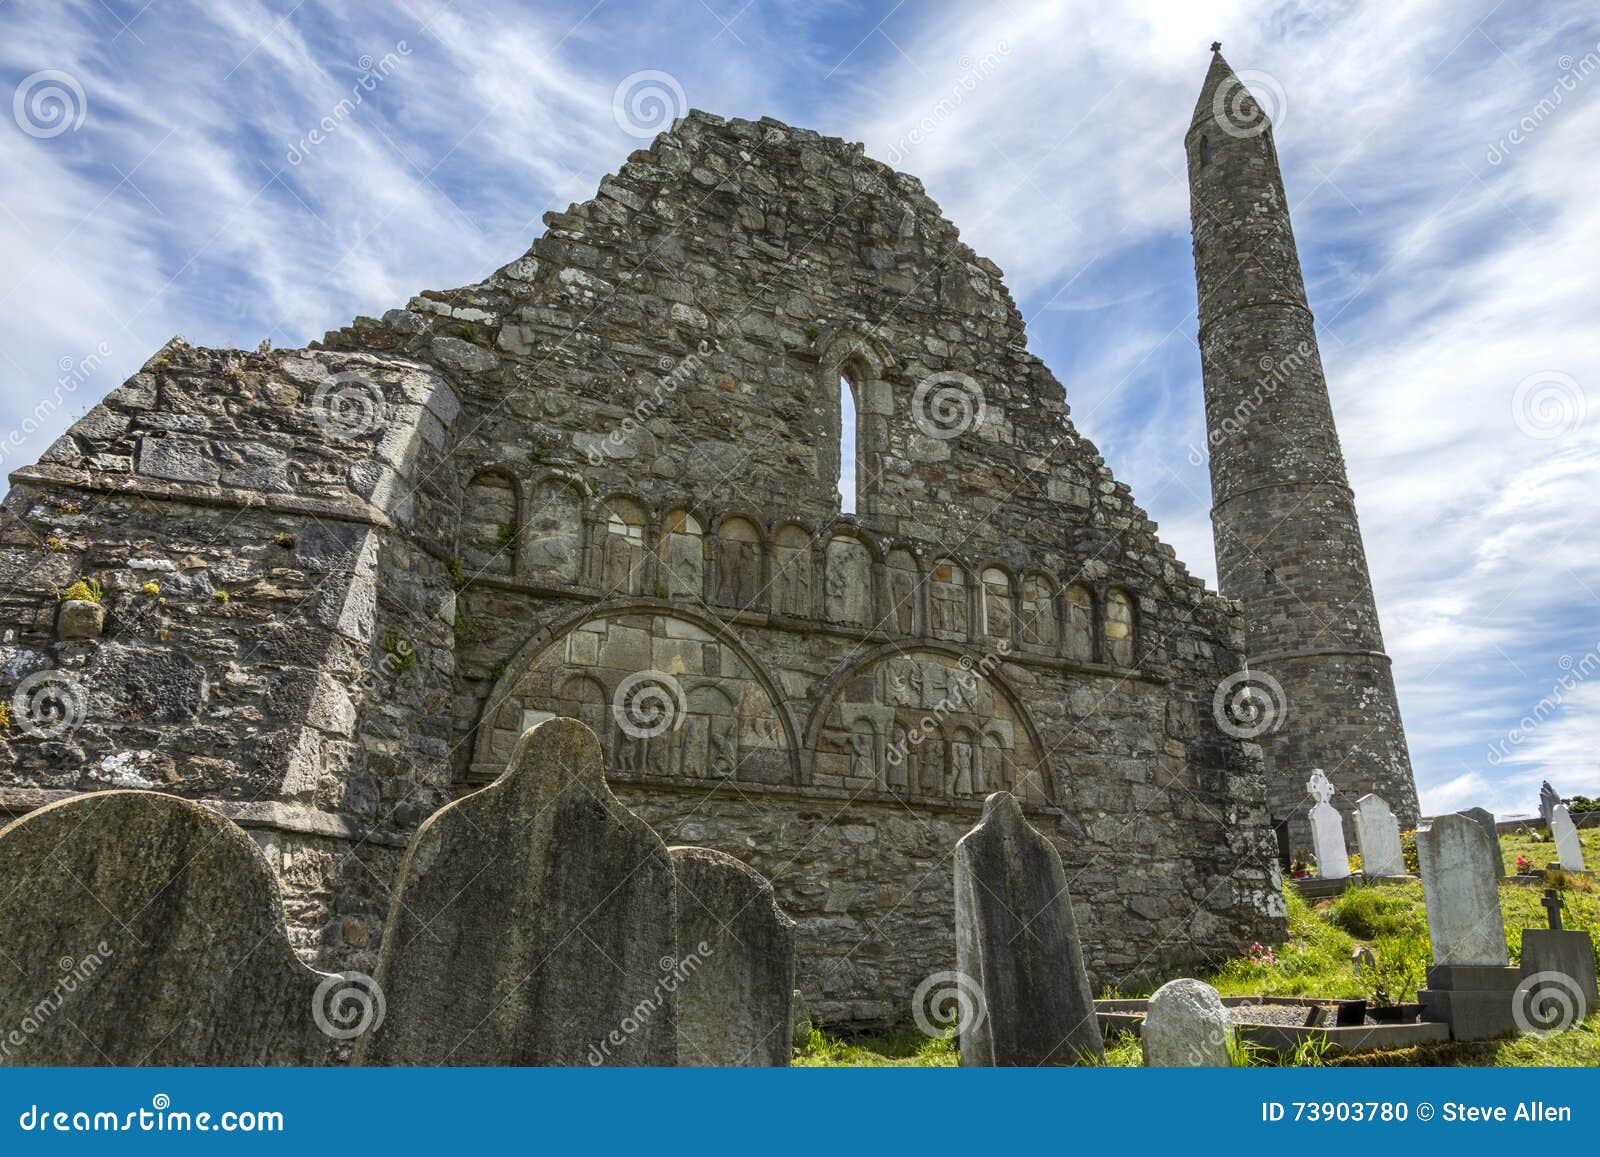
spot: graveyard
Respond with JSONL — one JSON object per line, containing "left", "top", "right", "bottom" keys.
{"left": 798, "top": 821, "right": 1600, "bottom": 1067}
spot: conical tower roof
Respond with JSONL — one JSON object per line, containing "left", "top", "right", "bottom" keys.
{"left": 1189, "top": 44, "right": 1266, "bottom": 137}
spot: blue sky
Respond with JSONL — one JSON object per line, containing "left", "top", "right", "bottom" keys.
{"left": 2, "top": 0, "right": 1597, "bottom": 818}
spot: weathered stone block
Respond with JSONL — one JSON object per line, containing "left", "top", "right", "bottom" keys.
{"left": 954, "top": 791, "right": 1102, "bottom": 1065}
{"left": 669, "top": 846, "right": 795, "bottom": 1066}
{"left": 0, "top": 791, "right": 330, "bottom": 1065}
{"left": 359, "top": 719, "right": 678, "bottom": 1065}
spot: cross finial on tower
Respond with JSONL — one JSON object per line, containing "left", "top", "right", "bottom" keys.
{"left": 1211, "top": 41, "right": 1222, "bottom": 53}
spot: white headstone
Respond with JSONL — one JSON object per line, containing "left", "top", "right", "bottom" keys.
{"left": 1355, "top": 793, "right": 1405, "bottom": 877}
{"left": 1306, "top": 770, "right": 1350, "bottom": 880}
{"left": 1550, "top": 804, "right": 1586, "bottom": 872}
{"left": 1416, "top": 813, "right": 1508, "bottom": 967}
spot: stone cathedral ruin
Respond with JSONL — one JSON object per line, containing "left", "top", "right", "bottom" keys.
{"left": 0, "top": 51, "right": 1416, "bottom": 1031}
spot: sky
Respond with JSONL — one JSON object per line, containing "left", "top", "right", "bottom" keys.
{"left": 1, "top": 0, "right": 1597, "bottom": 819}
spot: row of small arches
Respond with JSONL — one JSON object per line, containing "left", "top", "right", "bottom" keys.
{"left": 458, "top": 470, "right": 1139, "bottom": 666}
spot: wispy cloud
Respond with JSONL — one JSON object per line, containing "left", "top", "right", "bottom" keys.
{"left": 2, "top": 0, "right": 1597, "bottom": 817}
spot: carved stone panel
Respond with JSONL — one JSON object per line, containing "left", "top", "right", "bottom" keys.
{"left": 714, "top": 517, "right": 763, "bottom": 611}
{"left": 661, "top": 509, "right": 704, "bottom": 599}
{"left": 771, "top": 525, "right": 813, "bottom": 618}
{"left": 1064, "top": 582, "right": 1094, "bottom": 662}
{"left": 816, "top": 649, "right": 1047, "bottom": 804}
{"left": 490, "top": 611, "right": 791, "bottom": 786}
{"left": 1020, "top": 574, "right": 1056, "bottom": 653}
{"left": 886, "top": 548, "right": 919, "bottom": 635}
{"left": 981, "top": 567, "right": 1012, "bottom": 641}
{"left": 824, "top": 535, "right": 872, "bottom": 626}
{"left": 929, "top": 561, "right": 968, "bottom": 640}
{"left": 525, "top": 477, "right": 584, "bottom": 583}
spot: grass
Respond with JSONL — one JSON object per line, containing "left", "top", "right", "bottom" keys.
{"left": 799, "top": 823, "right": 1600, "bottom": 1067}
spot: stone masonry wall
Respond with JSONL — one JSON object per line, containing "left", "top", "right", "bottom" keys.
{"left": 2, "top": 109, "right": 1285, "bottom": 1024}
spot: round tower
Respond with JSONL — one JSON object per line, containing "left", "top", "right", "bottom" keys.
{"left": 1185, "top": 46, "right": 1419, "bottom": 855}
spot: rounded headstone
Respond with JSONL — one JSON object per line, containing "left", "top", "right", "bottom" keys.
{"left": 1142, "top": 978, "right": 1232, "bottom": 1067}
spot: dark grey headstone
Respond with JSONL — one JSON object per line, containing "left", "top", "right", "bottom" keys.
{"left": 1520, "top": 929, "right": 1598, "bottom": 1022}
{"left": 359, "top": 718, "right": 678, "bottom": 1065}
{"left": 669, "top": 846, "right": 795, "bottom": 1066}
{"left": 0, "top": 790, "right": 329, "bottom": 1065}
{"left": 954, "top": 791, "right": 1103, "bottom": 1065}
{"left": 1456, "top": 807, "right": 1503, "bottom": 877}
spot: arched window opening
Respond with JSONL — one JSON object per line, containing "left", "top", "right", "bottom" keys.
{"left": 1199, "top": 135, "right": 1211, "bottom": 165}
{"left": 838, "top": 375, "right": 858, "bottom": 514}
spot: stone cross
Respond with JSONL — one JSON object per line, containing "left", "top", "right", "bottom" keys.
{"left": 1541, "top": 888, "right": 1564, "bottom": 932}
{"left": 1306, "top": 769, "right": 1349, "bottom": 880}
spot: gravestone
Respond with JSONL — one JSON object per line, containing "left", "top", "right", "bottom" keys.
{"left": 954, "top": 791, "right": 1103, "bottom": 1065}
{"left": 791, "top": 990, "right": 812, "bottom": 1048}
{"left": 1306, "top": 769, "right": 1350, "bottom": 879}
{"left": 1141, "top": 978, "right": 1232, "bottom": 1066}
{"left": 1457, "top": 807, "right": 1503, "bottom": 877}
{"left": 669, "top": 845, "right": 796, "bottom": 1066}
{"left": 1519, "top": 890, "right": 1598, "bottom": 1026}
{"left": 1355, "top": 793, "right": 1405, "bottom": 877}
{"left": 359, "top": 718, "right": 679, "bottom": 1065}
{"left": 1549, "top": 804, "right": 1586, "bottom": 872}
{"left": 1415, "top": 813, "right": 1521, "bottom": 1040}
{"left": 0, "top": 791, "right": 330, "bottom": 1065}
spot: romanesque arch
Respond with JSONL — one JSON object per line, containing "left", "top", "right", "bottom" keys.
{"left": 470, "top": 601, "right": 800, "bottom": 787}
{"left": 803, "top": 641, "right": 1052, "bottom": 806}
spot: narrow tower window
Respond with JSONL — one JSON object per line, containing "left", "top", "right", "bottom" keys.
{"left": 838, "top": 375, "right": 858, "bottom": 514}
{"left": 1199, "top": 135, "right": 1211, "bottom": 166}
